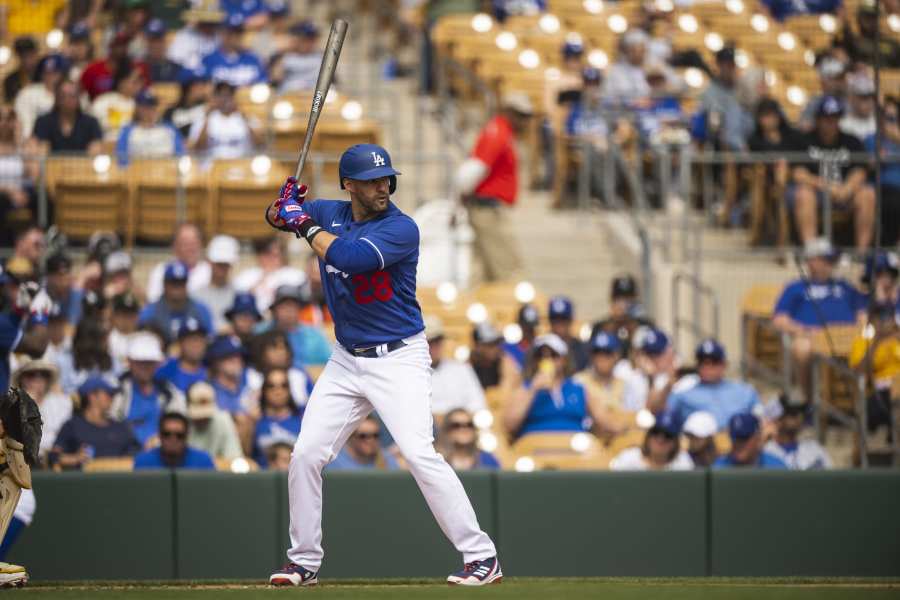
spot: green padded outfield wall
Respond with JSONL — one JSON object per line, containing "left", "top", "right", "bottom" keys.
{"left": 710, "top": 470, "right": 900, "bottom": 576}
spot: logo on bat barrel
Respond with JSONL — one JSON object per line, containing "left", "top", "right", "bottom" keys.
{"left": 312, "top": 90, "right": 323, "bottom": 113}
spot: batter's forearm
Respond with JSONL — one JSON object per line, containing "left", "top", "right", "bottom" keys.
{"left": 309, "top": 230, "right": 336, "bottom": 259}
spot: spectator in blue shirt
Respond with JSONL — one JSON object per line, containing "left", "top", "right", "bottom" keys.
{"left": 262, "top": 284, "right": 332, "bottom": 369}
{"left": 207, "top": 333, "right": 253, "bottom": 453}
{"left": 116, "top": 89, "right": 185, "bottom": 166}
{"left": 139, "top": 261, "right": 213, "bottom": 345}
{"left": 327, "top": 416, "right": 399, "bottom": 471}
{"left": 225, "top": 291, "right": 263, "bottom": 347}
{"left": 134, "top": 412, "right": 216, "bottom": 470}
{"left": 220, "top": 0, "right": 269, "bottom": 29}
{"left": 664, "top": 338, "right": 761, "bottom": 430}
{"left": 548, "top": 296, "right": 590, "bottom": 371}
{"left": 253, "top": 367, "right": 302, "bottom": 467}
{"left": 436, "top": 408, "right": 500, "bottom": 470}
{"left": 492, "top": 0, "right": 546, "bottom": 21}
{"left": 502, "top": 304, "right": 539, "bottom": 370}
{"left": 698, "top": 47, "right": 753, "bottom": 151}
{"left": 156, "top": 317, "right": 209, "bottom": 393}
{"left": 201, "top": 14, "right": 267, "bottom": 88}
{"left": 714, "top": 413, "right": 787, "bottom": 469}
{"left": 502, "top": 333, "right": 597, "bottom": 439}
{"left": 43, "top": 254, "right": 82, "bottom": 325}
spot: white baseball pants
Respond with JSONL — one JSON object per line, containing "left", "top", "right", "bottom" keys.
{"left": 286, "top": 332, "right": 497, "bottom": 570}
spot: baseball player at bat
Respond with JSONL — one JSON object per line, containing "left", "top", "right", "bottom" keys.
{"left": 265, "top": 144, "right": 501, "bottom": 587}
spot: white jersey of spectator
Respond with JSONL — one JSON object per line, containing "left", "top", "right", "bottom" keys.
{"left": 189, "top": 410, "right": 244, "bottom": 460}
{"left": 167, "top": 27, "right": 219, "bottom": 71}
{"left": 603, "top": 61, "right": 650, "bottom": 104}
{"left": 430, "top": 358, "right": 487, "bottom": 417}
{"left": 233, "top": 265, "right": 307, "bottom": 314}
{"left": 117, "top": 122, "right": 183, "bottom": 162}
{"left": 839, "top": 113, "right": 875, "bottom": 142}
{"left": 763, "top": 438, "right": 832, "bottom": 470}
{"left": 13, "top": 488, "right": 35, "bottom": 526}
{"left": 277, "top": 52, "right": 324, "bottom": 93}
{"left": 245, "top": 367, "right": 311, "bottom": 411}
{"left": 614, "top": 360, "right": 695, "bottom": 413}
{"left": 38, "top": 391, "right": 73, "bottom": 457}
{"left": 91, "top": 92, "right": 135, "bottom": 141}
{"left": 14, "top": 83, "right": 54, "bottom": 138}
{"left": 194, "top": 283, "right": 236, "bottom": 333}
{"left": 0, "top": 155, "right": 26, "bottom": 190}
{"left": 108, "top": 327, "right": 131, "bottom": 367}
{"left": 189, "top": 109, "right": 259, "bottom": 160}
{"left": 146, "top": 260, "right": 212, "bottom": 303}
{"left": 610, "top": 446, "right": 694, "bottom": 471}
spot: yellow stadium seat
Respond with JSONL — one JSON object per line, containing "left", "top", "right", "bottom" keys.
{"left": 128, "top": 158, "right": 211, "bottom": 244}
{"left": 83, "top": 457, "right": 134, "bottom": 472}
{"left": 46, "top": 157, "right": 130, "bottom": 243}
{"left": 150, "top": 82, "right": 181, "bottom": 109}
{"left": 211, "top": 158, "right": 291, "bottom": 240}
{"left": 215, "top": 457, "right": 260, "bottom": 471}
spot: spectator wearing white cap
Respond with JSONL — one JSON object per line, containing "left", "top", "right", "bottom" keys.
{"left": 185, "top": 381, "right": 243, "bottom": 461}
{"left": 146, "top": 223, "right": 211, "bottom": 303}
{"left": 111, "top": 331, "right": 186, "bottom": 447}
{"left": 603, "top": 29, "right": 650, "bottom": 104}
{"left": 799, "top": 57, "right": 847, "bottom": 132}
{"left": 103, "top": 250, "right": 138, "bottom": 299}
{"left": 425, "top": 316, "right": 487, "bottom": 420}
{"left": 682, "top": 410, "right": 719, "bottom": 467}
{"left": 194, "top": 234, "right": 240, "bottom": 332}
{"left": 610, "top": 410, "right": 693, "bottom": 471}
{"left": 839, "top": 74, "right": 876, "bottom": 142}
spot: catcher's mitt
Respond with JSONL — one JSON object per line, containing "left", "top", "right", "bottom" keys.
{"left": 0, "top": 388, "right": 43, "bottom": 467}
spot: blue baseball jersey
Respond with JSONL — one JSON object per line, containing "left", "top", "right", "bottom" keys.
{"left": 304, "top": 199, "right": 425, "bottom": 350}
{"left": 519, "top": 378, "right": 589, "bottom": 436}
{"left": 773, "top": 278, "right": 864, "bottom": 327}
{"left": 201, "top": 49, "right": 267, "bottom": 87}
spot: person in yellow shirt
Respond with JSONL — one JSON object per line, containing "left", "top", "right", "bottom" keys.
{"left": 0, "top": 0, "right": 67, "bottom": 38}
{"left": 849, "top": 301, "right": 900, "bottom": 431}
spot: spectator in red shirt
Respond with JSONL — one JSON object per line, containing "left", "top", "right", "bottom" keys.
{"left": 79, "top": 32, "right": 149, "bottom": 100}
{"left": 454, "top": 92, "right": 533, "bottom": 282}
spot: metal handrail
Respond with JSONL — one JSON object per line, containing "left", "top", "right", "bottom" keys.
{"left": 672, "top": 269, "right": 720, "bottom": 348}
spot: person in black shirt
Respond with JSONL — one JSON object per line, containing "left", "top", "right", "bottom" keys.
{"left": 2, "top": 36, "right": 39, "bottom": 104}
{"left": 143, "top": 18, "right": 181, "bottom": 83}
{"left": 748, "top": 98, "right": 798, "bottom": 222}
{"left": 30, "top": 79, "right": 103, "bottom": 154}
{"left": 162, "top": 71, "right": 210, "bottom": 139}
{"left": 787, "top": 95, "right": 875, "bottom": 250}
{"left": 833, "top": 0, "right": 900, "bottom": 68}
{"left": 591, "top": 274, "right": 654, "bottom": 357}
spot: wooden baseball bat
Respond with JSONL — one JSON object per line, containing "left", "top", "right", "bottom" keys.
{"left": 294, "top": 19, "right": 349, "bottom": 180}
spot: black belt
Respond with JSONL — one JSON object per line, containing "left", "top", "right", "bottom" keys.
{"left": 352, "top": 340, "right": 407, "bottom": 358}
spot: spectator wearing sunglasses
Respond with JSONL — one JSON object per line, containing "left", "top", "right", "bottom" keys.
{"left": 327, "top": 416, "right": 399, "bottom": 471}
{"left": 436, "top": 409, "right": 500, "bottom": 470}
{"left": 610, "top": 410, "right": 693, "bottom": 471}
{"left": 134, "top": 412, "right": 215, "bottom": 470}
{"left": 253, "top": 368, "right": 303, "bottom": 467}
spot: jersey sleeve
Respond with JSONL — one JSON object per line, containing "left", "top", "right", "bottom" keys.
{"left": 773, "top": 283, "right": 799, "bottom": 317}
{"left": 324, "top": 216, "right": 419, "bottom": 274}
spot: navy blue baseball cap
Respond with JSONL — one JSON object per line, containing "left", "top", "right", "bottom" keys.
{"left": 178, "top": 66, "right": 210, "bottom": 84}
{"left": 518, "top": 304, "right": 540, "bottom": 328}
{"left": 728, "top": 412, "right": 760, "bottom": 441}
{"left": 38, "top": 54, "right": 69, "bottom": 77}
{"left": 164, "top": 261, "right": 189, "bottom": 282}
{"left": 562, "top": 39, "right": 584, "bottom": 57}
{"left": 339, "top": 144, "right": 401, "bottom": 194}
{"left": 590, "top": 331, "right": 621, "bottom": 354}
{"left": 78, "top": 375, "right": 117, "bottom": 398}
{"left": 135, "top": 88, "right": 159, "bottom": 106}
{"left": 48, "top": 301, "right": 66, "bottom": 322}
{"left": 225, "top": 13, "right": 245, "bottom": 30}
{"left": 695, "top": 338, "right": 726, "bottom": 362}
{"left": 637, "top": 327, "right": 669, "bottom": 355}
{"left": 268, "top": 0, "right": 290, "bottom": 17}
{"left": 650, "top": 410, "right": 681, "bottom": 437}
{"left": 582, "top": 67, "right": 602, "bottom": 85}
{"left": 69, "top": 22, "right": 91, "bottom": 41}
{"left": 548, "top": 296, "right": 574, "bottom": 321}
{"left": 178, "top": 316, "right": 208, "bottom": 339}
{"left": 225, "top": 292, "right": 262, "bottom": 321}
{"left": 290, "top": 20, "right": 319, "bottom": 37}
{"left": 206, "top": 334, "right": 243, "bottom": 362}
{"left": 145, "top": 17, "right": 167, "bottom": 38}
{"left": 816, "top": 95, "right": 844, "bottom": 118}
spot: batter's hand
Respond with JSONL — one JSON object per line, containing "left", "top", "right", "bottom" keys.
{"left": 265, "top": 177, "right": 309, "bottom": 234}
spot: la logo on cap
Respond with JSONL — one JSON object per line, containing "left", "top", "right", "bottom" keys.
{"left": 371, "top": 152, "right": 385, "bottom": 167}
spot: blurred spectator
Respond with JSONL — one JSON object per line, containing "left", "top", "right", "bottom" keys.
{"left": 748, "top": 98, "right": 796, "bottom": 200}
{"left": 603, "top": 29, "right": 650, "bottom": 103}
{"left": 42, "top": 301, "right": 69, "bottom": 365}
{"left": 253, "top": 368, "right": 302, "bottom": 466}
{"left": 163, "top": 70, "right": 211, "bottom": 138}
{"left": 547, "top": 296, "right": 589, "bottom": 371}
{"left": 866, "top": 99, "right": 900, "bottom": 246}
{"left": 469, "top": 322, "right": 514, "bottom": 390}
{"left": 502, "top": 304, "right": 539, "bottom": 370}
{"left": 682, "top": 410, "right": 719, "bottom": 467}
{"left": 11, "top": 359, "right": 71, "bottom": 461}
{"left": 103, "top": 250, "right": 139, "bottom": 299}
{"left": 455, "top": 92, "right": 531, "bottom": 282}
{"left": 849, "top": 301, "right": 900, "bottom": 432}
{"left": 138, "top": 261, "right": 213, "bottom": 345}
{"left": 262, "top": 284, "right": 332, "bottom": 368}
{"left": 44, "top": 254, "right": 81, "bottom": 324}
{"left": 764, "top": 393, "right": 832, "bottom": 469}
{"left": 118, "top": 0, "right": 152, "bottom": 49}
{"left": 426, "top": 317, "right": 486, "bottom": 418}
{"left": 591, "top": 274, "right": 652, "bottom": 354}
{"left": 115, "top": 89, "right": 185, "bottom": 165}
{"left": 186, "top": 381, "right": 243, "bottom": 461}
{"left": 9, "top": 226, "right": 43, "bottom": 273}
{"left": 146, "top": 223, "right": 211, "bottom": 302}
{"left": 698, "top": 47, "right": 752, "bottom": 151}
{"left": 301, "top": 254, "right": 330, "bottom": 326}
{"left": 271, "top": 21, "right": 322, "bottom": 93}
{"left": 834, "top": 0, "right": 900, "bottom": 68}
{"left": 788, "top": 97, "right": 874, "bottom": 250}
{"left": 502, "top": 334, "right": 595, "bottom": 438}
{"left": 635, "top": 62, "right": 687, "bottom": 146}
{"left": 436, "top": 408, "right": 499, "bottom": 470}
{"left": 220, "top": 0, "right": 269, "bottom": 29}
{"left": 3, "top": 36, "right": 39, "bottom": 104}
{"left": 156, "top": 317, "right": 209, "bottom": 394}
{"left": 619, "top": 327, "right": 677, "bottom": 413}
{"left": 113, "top": 330, "right": 185, "bottom": 446}
{"left": 245, "top": 330, "right": 312, "bottom": 409}
{"left": 207, "top": 334, "right": 253, "bottom": 450}
{"left": 662, "top": 339, "right": 761, "bottom": 430}
{"left": 64, "top": 22, "right": 93, "bottom": 82}
{"left": 51, "top": 376, "right": 140, "bottom": 469}
{"left": 1, "top": 0, "right": 66, "bottom": 38}
{"left": 201, "top": 13, "right": 267, "bottom": 87}
{"left": 92, "top": 61, "right": 146, "bottom": 142}
{"left": 193, "top": 234, "right": 239, "bottom": 332}
{"left": 225, "top": 291, "right": 262, "bottom": 345}
{"left": 57, "top": 317, "right": 118, "bottom": 394}
{"left": 839, "top": 74, "right": 876, "bottom": 142}
{"left": 542, "top": 39, "right": 584, "bottom": 187}
{"left": 80, "top": 32, "right": 147, "bottom": 100}
{"left": 167, "top": 1, "right": 224, "bottom": 72}
{"left": 233, "top": 237, "right": 305, "bottom": 311}
{"left": 492, "top": 0, "right": 546, "bottom": 20}
{"left": 760, "top": 0, "right": 840, "bottom": 21}
{"left": 188, "top": 81, "right": 262, "bottom": 160}
{"left": 714, "top": 413, "right": 787, "bottom": 469}
{"left": 327, "top": 415, "right": 399, "bottom": 470}
{"left": 14, "top": 54, "right": 67, "bottom": 138}
{"left": 574, "top": 331, "right": 630, "bottom": 437}
{"left": 265, "top": 441, "right": 292, "bottom": 471}
{"left": 862, "top": 251, "right": 899, "bottom": 306}
{"left": 253, "top": 0, "right": 292, "bottom": 65}
{"left": 799, "top": 57, "right": 847, "bottom": 132}
{"left": 565, "top": 67, "right": 615, "bottom": 201}
{"left": 30, "top": 79, "right": 103, "bottom": 154}
{"left": 108, "top": 292, "right": 140, "bottom": 366}
{"left": 610, "top": 411, "right": 693, "bottom": 471}
{"left": 142, "top": 18, "right": 181, "bottom": 83}
{"left": 133, "top": 412, "right": 215, "bottom": 470}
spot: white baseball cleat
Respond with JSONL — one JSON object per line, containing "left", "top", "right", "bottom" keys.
{"left": 0, "top": 562, "right": 27, "bottom": 588}
{"left": 269, "top": 562, "right": 318, "bottom": 587}
{"left": 446, "top": 556, "right": 502, "bottom": 586}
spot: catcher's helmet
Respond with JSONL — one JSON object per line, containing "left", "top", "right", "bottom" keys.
{"left": 338, "top": 144, "right": 401, "bottom": 194}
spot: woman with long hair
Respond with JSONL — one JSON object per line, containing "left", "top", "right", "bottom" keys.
{"left": 56, "top": 315, "right": 119, "bottom": 394}
{"left": 252, "top": 367, "right": 302, "bottom": 467}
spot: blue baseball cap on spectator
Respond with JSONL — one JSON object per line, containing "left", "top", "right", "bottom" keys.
{"left": 290, "top": 20, "right": 319, "bottom": 37}
{"left": 78, "top": 375, "right": 117, "bottom": 398}
{"left": 562, "top": 39, "right": 583, "bottom": 57}
{"left": 636, "top": 327, "right": 669, "bottom": 355}
{"left": 518, "top": 304, "right": 540, "bottom": 328}
{"left": 178, "top": 316, "right": 208, "bottom": 339}
{"left": 582, "top": 67, "right": 602, "bottom": 85}
{"left": 206, "top": 334, "right": 243, "bottom": 363}
{"left": 178, "top": 66, "right": 210, "bottom": 84}
{"left": 695, "top": 338, "right": 726, "bottom": 362}
{"left": 37, "top": 54, "right": 69, "bottom": 78}
{"left": 872, "top": 251, "right": 900, "bottom": 278}
{"left": 164, "top": 261, "right": 189, "bottom": 282}
{"left": 145, "top": 17, "right": 167, "bottom": 38}
{"left": 548, "top": 296, "right": 574, "bottom": 321}
{"left": 590, "top": 331, "right": 621, "bottom": 353}
{"left": 268, "top": 0, "right": 290, "bottom": 17}
{"left": 225, "top": 13, "right": 245, "bottom": 30}
{"left": 650, "top": 410, "right": 681, "bottom": 437}
{"left": 728, "top": 412, "right": 760, "bottom": 441}
{"left": 69, "top": 22, "right": 91, "bottom": 41}
{"left": 816, "top": 95, "right": 844, "bottom": 118}
{"left": 225, "top": 292, "right": 262, "bottom": 321}
{"left": 135, "top": 88, "right": 159, "bottom": 106}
